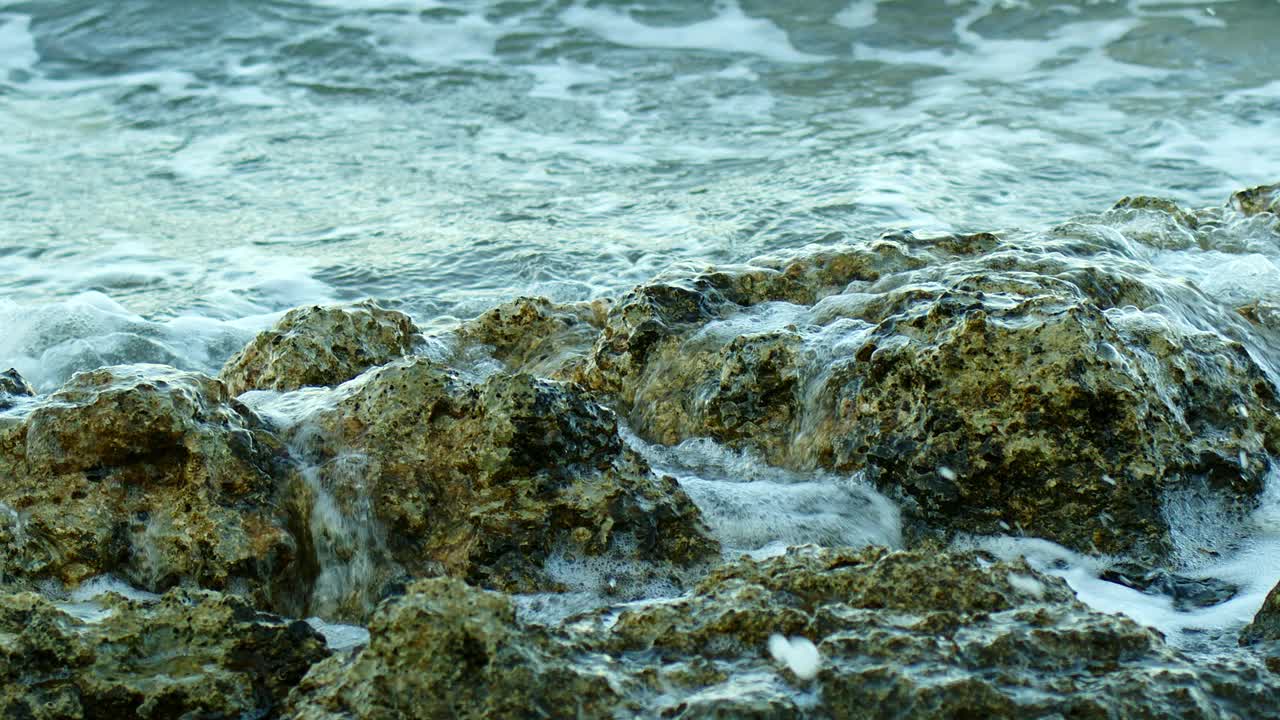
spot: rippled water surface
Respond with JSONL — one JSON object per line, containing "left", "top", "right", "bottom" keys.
{"left": 2, "top": 0, "right": 1280, "bottom": 387}
{"left": 3, "top": 0, "right": 1280, "bottom": 654}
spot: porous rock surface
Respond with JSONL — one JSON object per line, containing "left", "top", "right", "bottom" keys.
{"left": 285, "top": 355, "right": 718, "bottom": 618}
{"left": 220, "top": 300, "right": 420, "bottom": 395}
{"left": 575, "top": 196, "right": 1280, "bottom": 560}
{"left": 286, "top": 546, "right": 1280, "bottom": 719}
{"left": 0, "top": 587, "right": 329, "bottom": 719}
{"left": 0, "top": 364, "right": 304, "bottom": 611}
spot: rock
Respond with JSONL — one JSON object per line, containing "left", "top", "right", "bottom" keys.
{"left": 576, "top": 216, "right": 1280, "bottom": 560}
{"left": 455, "top": 295, "right": 610, "bottom": 379}
{"left": 0, "top": 364, "right": 305, "bottom": 612}
{"left": 287, "top": 547, "right": 1280, "bottom": 719}
{"left": 1241, "top": 581, "right": 1280, "bottom": 650}
{"left": 285, "top": 355, "right": 718, "bottom": 619}
{"left": 220, "top": 300, "right": 420, "bottom": 395}
{"left": 1100, "top": 561, "right": 1238, "bottom": 611}
{"left": 1231, "top": 183, "right": 1280, "bottom": 217}
{"left": 0, "top": 587, "right": 329, "bottom": 719}
{"left": 0, "top": 368, "right": 35, "bottom": 410}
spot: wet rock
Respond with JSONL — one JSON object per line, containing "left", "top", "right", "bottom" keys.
{"left": 455, "top": 295, "right": 610, "bottom": 378}
{"left": 1231, "top": 183, "right": 1280, "bottom": 217}
{"left": 577, "top": 218, "right": 1280, "bottom": 560}
{"left": 287, "top": 547, "right": 1280, "bottom": 719}
{"left": 220, "top": 300, "right": 420, "bottom": 395}
{"left": 0, "top": 587, "right": 329, "bottom": 719}
{"left": 1241, "top": 581, "right": 1280, "bottom": 655}
{"left": 288, "top": 355, "right": 718, "bottom": 618}
{"left": 0, "top": 364, "right": 304, "bottom": 611}
{"left": 0, "top": 368, "right": 35, "bottom": 410}
{"left": 1100, "top": 560, "right": 1238, "bottom": 611}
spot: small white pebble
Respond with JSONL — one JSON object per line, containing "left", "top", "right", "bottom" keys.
{"left": 1238, "top": 405, "right": 1250, "bottom": 418}
{"left": 938, "top": 466, "right": 957, "bottom": 481}
{"left": 769, "top": 634, "right": 821, "bottom": 680}
{"left": 1101, "top": 474, "right": 1116, "bottom": 486}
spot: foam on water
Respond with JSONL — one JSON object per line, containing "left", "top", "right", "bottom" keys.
{"left": 561, "top": 2, "right": 824, "bottom": 64}
{"left": 963, "top": 469, "right": 1280, "bottom": 652}
{"left": 625, "top": 432, "right": 902, "bottom": 560}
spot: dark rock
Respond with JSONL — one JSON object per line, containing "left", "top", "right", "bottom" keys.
{"left": 0, "top": 368, "right": 34, "bottom": 410}
{"left": 0, "top": 588, "right": 329, "bottom": 719}
{"left": 1101, "top": 560, "right": 1238, "bottom": 611}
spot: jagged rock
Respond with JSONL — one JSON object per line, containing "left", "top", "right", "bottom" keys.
{"left": 576, "top": 213, "right": 1280, "bottom": 560}
{"left": 220, "top": 300, "right": 420, "bottom": 395}
{"left": 0, "top": 588, "right": 329, "bottom": 719}
{"left": 0, "top": 364, "right": 305, "bottom": 612}
{"left": 455, "top": 295, "right": 610, "bottom": 378}
{"left": 0, "top": 368, "right": 34, "bottom": 410}
{"left": 286, "top": 547, "right": 1280, "bottom": 719}
{"left": 285, "top": 355, "right": 718, "bottom": 619}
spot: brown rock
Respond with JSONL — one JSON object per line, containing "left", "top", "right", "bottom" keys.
{"left": 220, "top": 300, "right": 420, "bottom": 395}
{"left": 0, "top": 364, "right": 305, "bottom": 612}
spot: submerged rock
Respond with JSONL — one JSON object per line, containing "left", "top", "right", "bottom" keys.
{"left": 0, "top": 364, "right": 304, "bottom": 611}
{"left": 286, "top": 355, "right": 718, "bottom": 619}
{"left": 0, "top": 368, "right": 34, "bottom": 410}
{"left": 576, "top": 201, "right": 1280, "bottom": 560}
{"left": 287, "top": 546, "right": 1280, "bottom": 719}
{"left": 220, "top": 300, "right": 420, "bottom": 395}
{"left": 0, "top": 587, "right": 329, "bottom": 719}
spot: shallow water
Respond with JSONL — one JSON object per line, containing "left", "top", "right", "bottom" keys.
{"left": 4, "top": 0, "right": 1280, "bottom": 654}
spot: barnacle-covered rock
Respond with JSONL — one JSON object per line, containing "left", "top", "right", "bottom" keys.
{"left": 220, "top": 300, "right": 420, "bottom": 395}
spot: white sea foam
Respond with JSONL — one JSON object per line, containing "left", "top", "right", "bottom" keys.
{"left": 769, "top": 634, "right": 822, "bottom": 680}
{"left": 561, "top": 2, "right": 825, "bottom": 64}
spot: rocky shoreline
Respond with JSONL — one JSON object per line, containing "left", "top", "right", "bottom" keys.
{"left": 2, "top": 183, "right": 1279, "bottom": 718}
